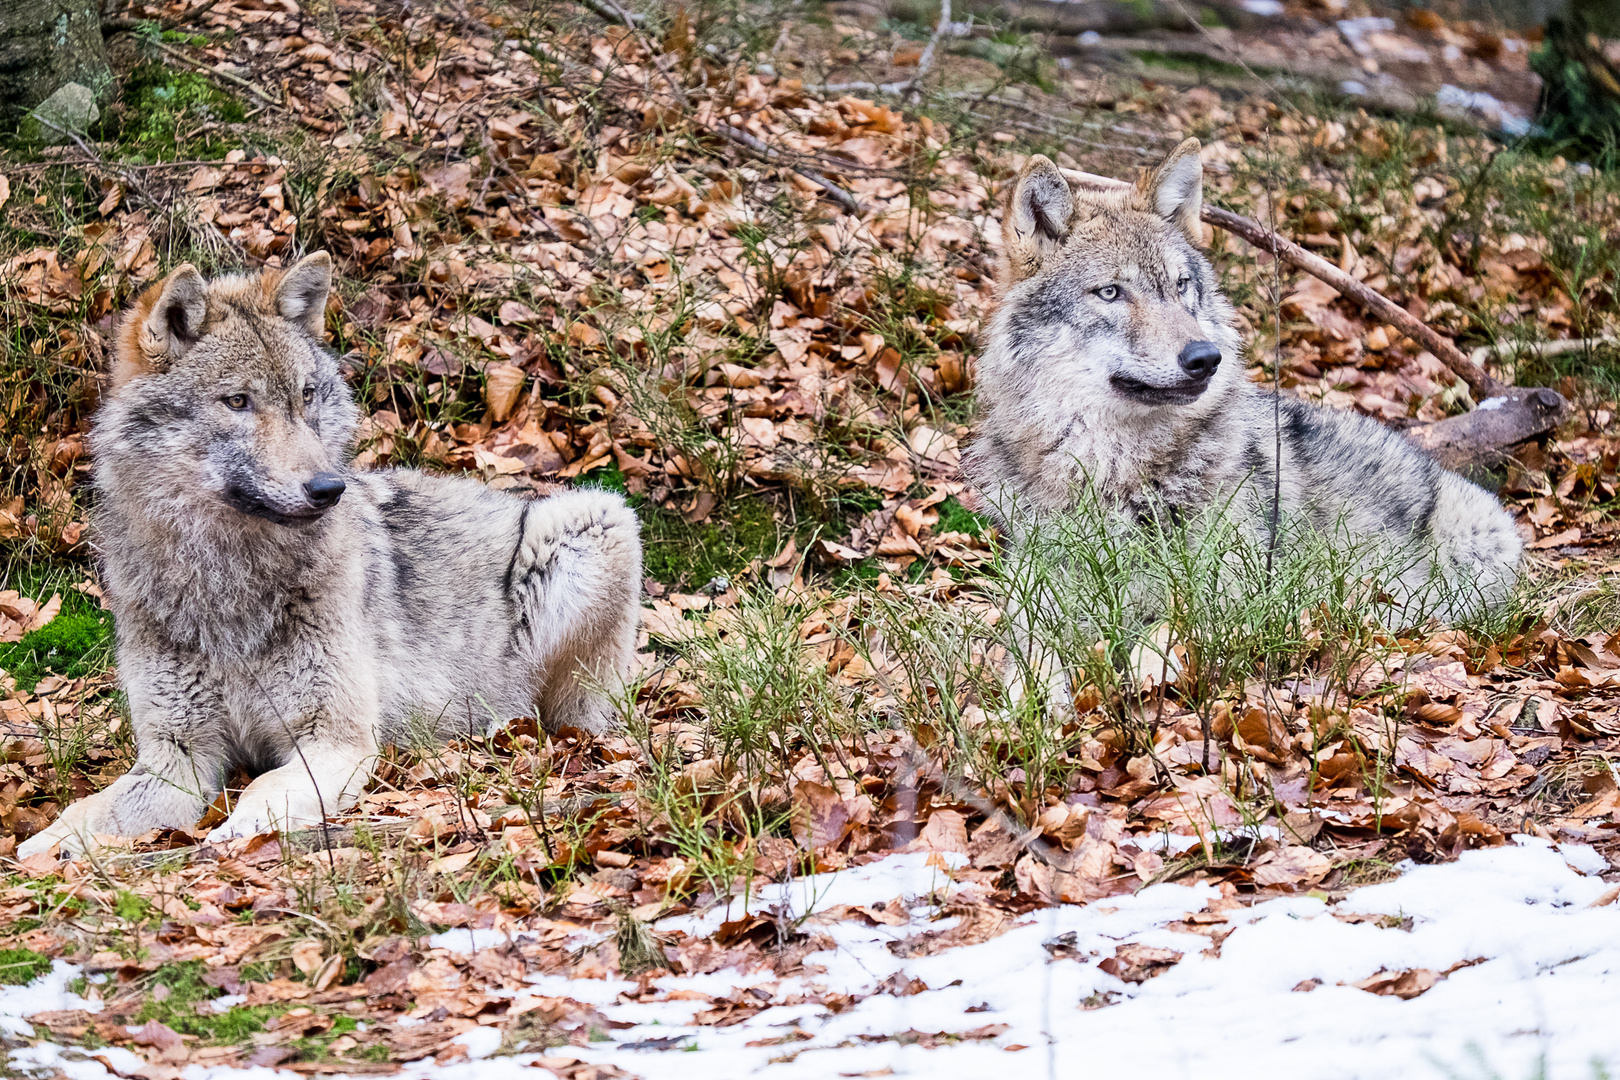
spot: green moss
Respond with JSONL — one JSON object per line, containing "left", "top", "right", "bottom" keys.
{"left": 99, "top": 63, "right": 246, "bottom": 161}
{"left": 0, "top": 602, "right": 113, "bottom": 693}
{"left": 114, "top": 891, "right": 152, "bottom": 924}
{"left": 134, "top": 962, "right": 283, "bottom": 1043}
{"left": 935, "top": 497, "right": 990, "bottom": 540}
{"left": 0, "top": 948, "right": 52, "bottom": 985}
{"left": 641, "top": 498, "right": 780, "bottom": 591}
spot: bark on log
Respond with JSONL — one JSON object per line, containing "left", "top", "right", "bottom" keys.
{"left": 0, "top": 0, "right": 111, "bottom": 128}
{"left": 1404, "top": 387, "right": 1568, "bottom": 473}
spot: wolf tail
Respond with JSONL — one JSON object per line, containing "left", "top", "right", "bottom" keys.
{"left": 506, "top": 489, "right": 643, "bottom": 732}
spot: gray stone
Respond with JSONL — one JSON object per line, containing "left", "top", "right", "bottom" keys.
{"left": 24, "top": 81, "right": 99, "bottom": 144}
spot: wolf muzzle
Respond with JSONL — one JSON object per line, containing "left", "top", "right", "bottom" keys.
{"left": 1109, "top": 340, "right": 1223, "bottom": 406}
{"left": 225, "top": 471, "right": 346, "bottom": 526}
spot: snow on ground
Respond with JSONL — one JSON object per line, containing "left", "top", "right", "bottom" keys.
{"left": 5, "top": 839, "right": 1618, "bottom": 1080}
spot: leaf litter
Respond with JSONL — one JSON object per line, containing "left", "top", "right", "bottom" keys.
{"left": 0, "top": 0, "right": 1619, "bottom": 1076}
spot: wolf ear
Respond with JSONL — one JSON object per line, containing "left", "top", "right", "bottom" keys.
{"left": 1144, "top": 137, "right": 1204, "bottom": 242}
{"left": 274, "top": 252, "right": 333, "bottom": 338}
{"left": 1004, "top": 155, "right": 1074, "bottom": 283}
{"left": 114, "top": 264, "right": 208, "bottom": 390}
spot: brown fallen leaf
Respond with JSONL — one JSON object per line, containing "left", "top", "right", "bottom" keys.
{"left": 1356, "top": 967, "right": 1438, "bottom": 999}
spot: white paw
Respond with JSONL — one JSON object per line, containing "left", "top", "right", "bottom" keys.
{"left": 207, "top": 785, "right": 325, "bottom": 843}
{"left": 17, "top": 808, "right": 94, "bottom": 859}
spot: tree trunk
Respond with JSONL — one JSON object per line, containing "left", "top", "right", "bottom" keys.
{"left": 0, "top": 0, "right": 111, "bottom": 130}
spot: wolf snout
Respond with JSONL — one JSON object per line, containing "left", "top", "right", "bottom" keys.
{"left": 303, "top": 474, "right": 347, "bottom": 510}
{"left": 1178, "top": 341, "right": 1222, "bottom": 381}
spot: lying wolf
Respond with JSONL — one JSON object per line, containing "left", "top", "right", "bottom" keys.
{"left": 20, "top": 254, "right": 641, "bottom": 857}
{"left": 966, "top": 138, "right": 1521, "bottom": 638}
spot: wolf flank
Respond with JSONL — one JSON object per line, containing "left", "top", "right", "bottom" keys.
{"left": 20, "top": 254, "right": 643, "bottom": 858}
{"left": 966, "top": 138, "right": 1522, "bottom": 624}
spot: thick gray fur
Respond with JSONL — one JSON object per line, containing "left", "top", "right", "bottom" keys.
{"left": 966, "top": 139, "right": 1522, "bottom": 629}
{"left": 20, "top": 254, "right": 642, "bottom": 857}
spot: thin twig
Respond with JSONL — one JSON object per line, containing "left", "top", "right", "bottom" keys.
{"left": 146, "top": 37, "right": 283, "bottom": 108}
{"left": 576, "top": 0, "right": 644, "bottom": 27}
{"left": 711, "top": 123, "right": 864, "bottom": 217}
{"left": 29, "top": 117, "right": 168, "bottom": 212}
{"left": 103, "top": 0, "right": 226, "bottom": 34}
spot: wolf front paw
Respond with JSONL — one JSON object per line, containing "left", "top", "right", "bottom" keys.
{"left": 17, "top": 805, "right": 102, "bottom": 859}
{"left": 206, "top": 769, "right": 339, "bottom": 843}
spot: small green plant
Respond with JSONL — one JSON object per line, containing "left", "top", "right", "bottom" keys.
{"left": 100, "top": 63, "right": 247, "bottom": 160}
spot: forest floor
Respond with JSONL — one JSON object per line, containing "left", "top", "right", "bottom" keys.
{"left": 1, "top": 0, "right": 1619, "bottom": 1076}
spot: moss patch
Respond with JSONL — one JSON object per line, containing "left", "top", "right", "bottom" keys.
{"left": 135, "top": 962, "right": 282, "bottom": 1044}
{"left": 0, "top": 602, "right": 112, "bottom": 693}
{"left": 100, "top": 63, "right": 246, "bottom": 160}
{"left": 642, "top": 498, "right": 780, "bottom": 591}
{"left": 0, "top": 948, "right": 52, "bottom": 985}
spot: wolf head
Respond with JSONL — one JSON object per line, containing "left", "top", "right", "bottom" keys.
{"left": 988, "top": 138, "right": 1243, "bottom": 413}
{"left": 98, "top": 253, "right": 359, "bottom": 529}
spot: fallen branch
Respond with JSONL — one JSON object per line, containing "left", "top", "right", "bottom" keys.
{"left": 1403, "top": 389, "right": 1568, "bottom": 472}
{"left": 1199, "top": 204, "right": 1501, "bottom": 399}
{"left": 711, "top": 122, "right": 864, "bottom": 217}
{"left": 1057, "top": 166, "right": 1569, "bottom": 465}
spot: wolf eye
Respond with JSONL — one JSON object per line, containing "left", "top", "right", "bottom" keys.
{"left": 1177, "top": 275, "right": 1193, "bottom": 294}
{"left": 1095, "top": 284, "right": 1121, "bottom": 302}
{"left": 302, "top": 386, "right": 315, "bottom": 405}
{"left": 224, "top": 393, "right": 251, "bottom": 411}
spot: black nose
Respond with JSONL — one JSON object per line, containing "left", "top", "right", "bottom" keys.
{"left": 1178, "top": 340, "right": 1222, "bottom": 381}
{"left": 303, "top": 474, "right": 346, "bottom": 509}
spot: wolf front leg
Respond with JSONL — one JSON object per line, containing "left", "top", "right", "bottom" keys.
{"left": 18, "top": 652, "right": 228, "bottom": 858}
{"left": 208, "top": 633, "right": 381, "bottom": 842}
{"left": 509, "top": 488, "right": 643, "bottom": 734}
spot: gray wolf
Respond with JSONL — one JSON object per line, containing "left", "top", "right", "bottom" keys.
{"left": 965, "top": 138, "right": 1521, "bottom": 644}
{"left": 20, "top": 253, "right": 642, "bottom": 857}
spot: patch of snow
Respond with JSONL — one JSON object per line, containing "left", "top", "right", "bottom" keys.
{"left": 1557, "top": 842, "right": 1610, "bottom": 877}
{"left": 0, "top": 962, "right": 100, "bottom": 1038}
{"left": 521, "top": 972, "right": 636, "bottom": 1003}
{"left": 1436, "top": 85, "right": 1532, "bottom": 137}
{"left": 1340, "top": 80, "right": 1369, "bottom": 96}
{"left": 657, "top": 851, "right": 967, "bottom": 938}
{"left": 3, "top": 845, "right": 1617, "bottom": 1079}
{"left": 1140, "top": 824, "right": 1281, "bottom": 854}
{"left": 1077, "top": 31, "right": 1101, "bottom": 46}
{"left": 564, "top": 842, "right": 1620, "bottom": 1079}
{"left": 10, "top": 1042, "right": 148, "bottom": 1079}
{"left": 450, "top": 1024, "right": 504, "bottom": 1060}
{"left": 1241, "top": 0, "right": 1284, "bottom": 15}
